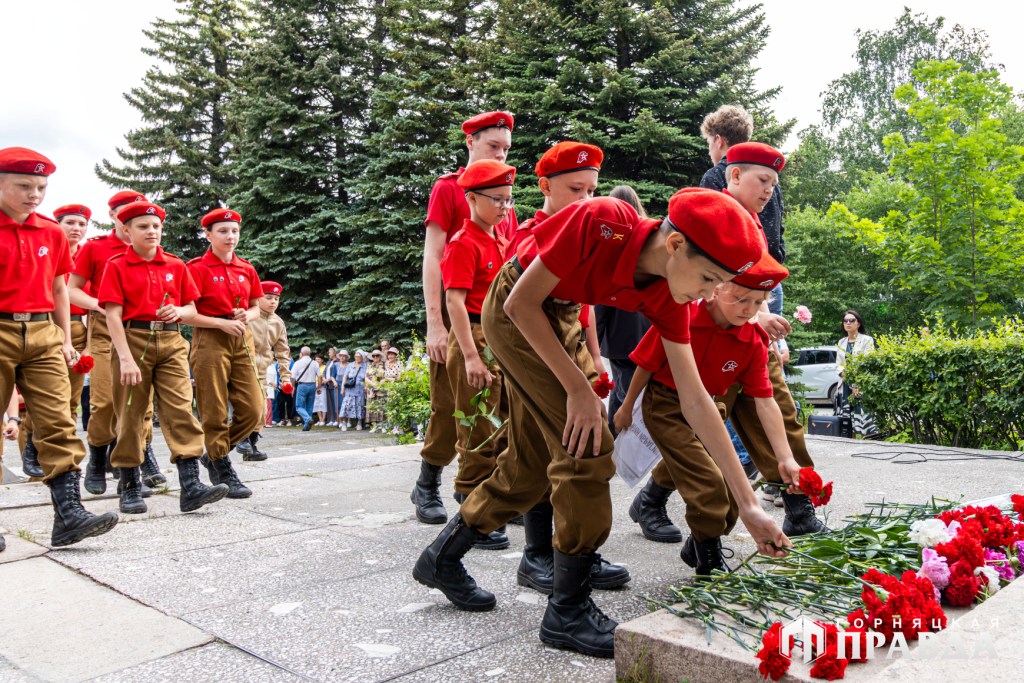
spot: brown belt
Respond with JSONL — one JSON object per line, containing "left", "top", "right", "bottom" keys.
{"left": 70, "top": 314, "right": 85, "bottom": 322}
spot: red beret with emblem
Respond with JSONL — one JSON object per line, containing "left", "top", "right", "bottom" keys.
{"left": 261, "top": 281, "right": 283, "bottom": 296}
{"left": 201, "top": 208, "right": 242, "bottom": 228}
{"left": 108, "top": 190, "right": 149, "bottom": 210}
{"left": 0, "top": 147, "right": 56, "bottom": 176}
{"left": 534, "top": 141, "right": 603, "bottom": 179}
{"left": 730, "top": 252, "right": 789, "bottom": 291}
{"left": 54, "top": 204, "right": 92, "bottom": 221}
{"left": 725, "top": 141, "right": 786, "bottom": 172}
{"left": 117, "top": 201, "right": 166, "bottom": 224}
{"left": 461, "top": 111, "right": 515, "bottom": 135}
{"left": 457, "top": 160, "right": 516, "bottom": 191}
{"left": 666, "top": 188, "right": 764, "bottom": 275}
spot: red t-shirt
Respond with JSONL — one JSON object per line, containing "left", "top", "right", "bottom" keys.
{"left": 425, "top": 168, "right": 518, "bottom": 243}
{"left": 0, "top": 211, "right": 74, "bottom": 312}
{"left": 520, "top": 196, "right": 691, "bottom": 344}
{"left": 630, "top": 300, "right": 772, "bottom": 397}
{"left": 73, "top": 231, "right": 129, "bottom": 288}
{"left": 439, "top": 219, "right": 509, "bottom": 315}
{"left": 186, "top": 249, "right": 263, "bottom": 317}
{"left": 97, "top": 247, "right": 201, "bottom": 322}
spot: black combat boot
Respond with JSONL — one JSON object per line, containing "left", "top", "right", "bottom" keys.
{"left": 117, "top": 467, "right": 147, "bottom": 514}
{"left": 201, "top": 453, "right": 252, "bottom": 499}
{"left": 176, "top": 457, "right": 229, "bottom": 512}
{"left": 48, "top": 471, "right": 119, "bottom": 546}
{"left": 21, "top": 433, "right": 44, "bottom": 478}
{"left": 453, "top": 492, "right": 508, "bottom": 550}
{"left": 591, "top": 553, "right": 631, "bottom": 590}
{"left": 245, "top": 432, "right": 268, "bottom": 461}
{"left": 781, "top": 492, "right": 828, "bottom": 536}
{"left": 680, "top": 534, "right": 732, "bottom": 577}
{"left": 539, "top": 551, "right": 617, "bottom": 658}
{"left": 517, "top": 501, "right": 555, "bottom": 593}
{"left": 628, "top": 478, "right": 682, "bottom": 543}
{"left": 412, "top": 513, "right": 496, "bottom": 611}
{"left": 410, "top": 460, "right": 447, "bottom": 524}
{"left": 141, "top": 441, "right": 166, "bottom": 487}
{"left": 84, "top": 442, "right": 109, "bottom": 495}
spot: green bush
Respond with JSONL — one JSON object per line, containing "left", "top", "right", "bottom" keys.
{"left": 382, "top": 340, "right": 431, "bottom": 444}
{"left": 846, "top": 318, "right": 1024, "bottom": 449}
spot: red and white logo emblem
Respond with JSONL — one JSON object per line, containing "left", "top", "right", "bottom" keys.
{"left": 737, "top": 261, "right": 754, "bottom": 273}
{"left": 165, "top": 273, "right": 174, "bottom": 282}
{"left": 33, "top": 163, "right": 45, "bottom": 174}
{"left": 774, "top": 157, "right": 783, "bottom": 169}
{"left": 722, "top": 361, "right": 738, "bottom": 372}
{"left": 225, "top": 211, "right": 234, "bottom": 220}
{"left": 576, "top": 151, "right": 589, "bottom": 164}
{"left": 600, "top": 224, "right": 613, "bottom": 239}
{"left": 505, "top": 172, "right": 512, "bottom": 183}
{"left": 759, "top": 279, "right": 775, "bottom": 287}
{"left": 37, "top": 246, "right": 49, "bottom": 257}
{"left": 239, "top": 275, "right": 246, "bottom": 282}
{"left": 146, "top": 207, "right": 156, "bottom": 215}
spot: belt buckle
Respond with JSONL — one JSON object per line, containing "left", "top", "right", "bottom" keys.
{"left": 151, "top": 321, "right": 165, "bottom": 331}
{"left": 13, "top": 313, "right": 31, "bottom": 322}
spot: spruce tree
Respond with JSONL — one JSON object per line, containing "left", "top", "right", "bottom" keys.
{"left": 96, "top": 0, "right": 247, "bottom": 258}
{"left": 327, "top": 0, "right": 485, "bottom": 346}
{"left": 229, "top": 0, "right": 369, "bottom": 347}
{"left": 476, "top": 0, "right": 789, "bottom": 215}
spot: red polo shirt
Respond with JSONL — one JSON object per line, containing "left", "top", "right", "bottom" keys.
{"left": 630, "top": 300, "right": 772, "bottom": 397}
{"left": 97, "top": 247, "right": 200, "bottom": 322}
{"left": 520, "top": 197, "right": 691, "bottom": 344}
{"left": 440, "top": 219, "right": 509, "bottom": 315}
{"left": 186, "top": 249, "right": 263, "bottom": 316}
{"left": 425, "top": 168, "right": 518, "bottom": 243}
{"left": 73, "top": 231, "right": 129, "bottom": 287}
{"left": 0, "top": 211, "right": 74, "bottom": 312}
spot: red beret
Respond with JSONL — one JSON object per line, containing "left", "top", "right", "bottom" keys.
{"left": 666, "top": 188, "right": 763, "bottom": 275}
{"left": 726, "top": 142, "right": 786, "bottom": 172}
{"left": 201, "top": 208, "right": 242, "bottom": 228}
{"left": 261, "top": 281, "right": 283, "bottom": 295}
{"left": 461, "top": 111, "right": 514, "bottom": 135}
{"left": 534, "top": 141, "right": 603, "bottom": 178}
{"left": 457, "top": 160, "right": 516, "bottom": 191}
{"left": 54, "top": 204, "right": 92, "bottom": 221}
{"left": 117, "top": 201, "right": 166, "bottom": 224}
{"left": 108, "top": 190, "right": 148, "bottom": 210}
{"left": 0, "top": 147, "right": 56, "bottom": 176}
{"left": 730, "top": 253, "right": 789, "bottom": 291}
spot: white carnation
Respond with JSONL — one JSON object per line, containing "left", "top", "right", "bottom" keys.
{"left": 974, "top": 565, "right": 1001, "bottom": 594}
{"left": 909, "top": 519, "right": 951, "bottom": 548}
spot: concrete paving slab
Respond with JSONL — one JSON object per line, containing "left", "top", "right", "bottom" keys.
{"left": 85, "top": 643, "right": 303, "bottom": 683}
{"left": 0, "top": 533, "right": 48, "bottom": 565}
{"left": 0, "top": 482, "right": 50, "bottom": 510}
{"left": 0, "top": 557, "right": 212, "bottom": 682}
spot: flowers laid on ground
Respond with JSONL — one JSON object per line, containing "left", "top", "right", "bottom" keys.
{"left": 592, "top": 372, "right": 614, "bottom": 399}
{"left": 664, "top": 496, "right": 1023, "bottom": 681}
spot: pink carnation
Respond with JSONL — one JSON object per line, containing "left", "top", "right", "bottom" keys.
{"left": 917, "top": 548, "right": 950, "bottom": 599}
{"left": 794, "top": 305, "right": 812, "bottom": 324}
{"left": 985, "top": 548, "right": 1015, "bottom": 581}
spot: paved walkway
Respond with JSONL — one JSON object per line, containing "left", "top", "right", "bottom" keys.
{"left": 1, "top": 426, "right": 1021, "bottom": 682}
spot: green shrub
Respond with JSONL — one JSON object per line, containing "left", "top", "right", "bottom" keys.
{"left": 846, "top": 318, "right": 1024, "bottom": 449}
{"left": 382, "top": 340, "right": 431, "bottom": 444}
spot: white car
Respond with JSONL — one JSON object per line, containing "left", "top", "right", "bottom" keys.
{"left": 788, "top": 347, "right": 841, "bottom": 404}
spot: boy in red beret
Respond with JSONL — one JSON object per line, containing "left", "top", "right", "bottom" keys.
{"left": 413, "top": 111, "right": 519, "bottom": 526}
{"left": 187, "top": 208, "right": 265, "bottom": 497}
{"left": 69, "top": 190, "right": 163, "bottom": 495}
{"left": 98, "top": 201, "right": 229, "bottom": 514}
{"left": 0, "top": 147, "right": 119, "bottom": 546}
{"left": 506, "top": 141, "right": 630, "bottom": 596}
{"left": 18, "top": 203, "right": 94, "bottom": 479}
{"left": 414, "top": 188, "right": 790, "bottom": 659}
{"left": 614, "top": 256, "right": 822, "bottom": 575}
{"left": 247, "top": 280, "right": 293, "bottom": 440}
{"left": 439, "top": 160, "right": 517, "bottom": 550}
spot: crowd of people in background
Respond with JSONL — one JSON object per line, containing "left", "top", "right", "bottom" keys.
{"left": 265, "top": 340, "right": 407, "bottom": 433}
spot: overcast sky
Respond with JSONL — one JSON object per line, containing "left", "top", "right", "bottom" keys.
{"left": 4, "top": 1, "right": 1023, "bottom": 231}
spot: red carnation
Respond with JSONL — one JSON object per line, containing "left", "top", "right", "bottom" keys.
{"left": 72, "top": 354, "right": 95, "bottom": 374}
{"left": 796, "top": 467, "right": 834, "bottom": 506}
{"left": 281, "top": 382, "right": 294, "bottom": 395}
{"left": 755, "top": 622, "right": 792, "bottom": 681}
{"left": 1012, "top": 494, "right": 1024, "bottom": 522}
{"left": 935, "top": 532, "right": 984, "bottom": 569}
{"left": 592, "top": 372, "right": 614, "bottom": 399}
{"left": 809, "top": 646, "right": 848, "bottom": 681}
{"left": 810, "top": 481, "right": 833, "bottom": 507}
